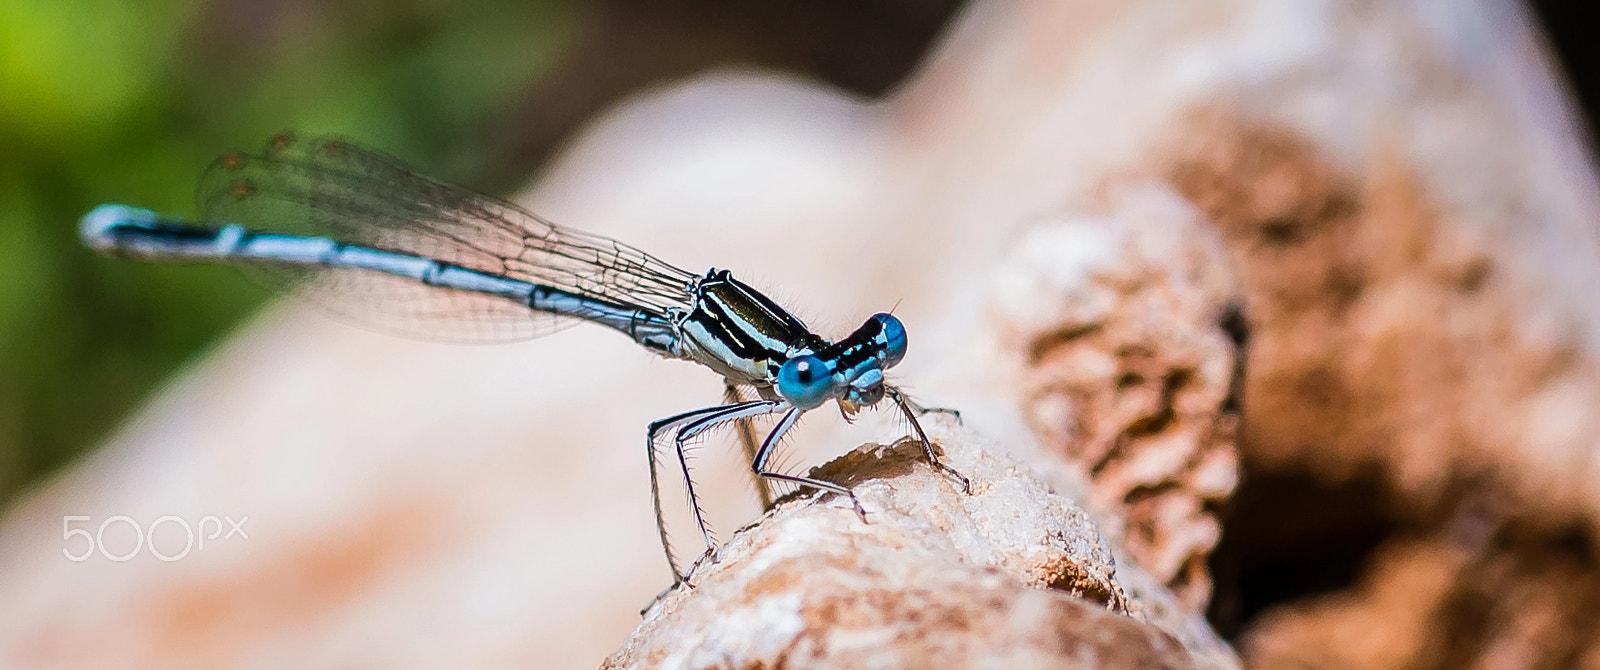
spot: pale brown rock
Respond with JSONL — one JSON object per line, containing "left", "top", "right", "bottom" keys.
{"left": 1162, "top": 110, "right": 1600, "bottom": 667}
{"left": 606, "top": 424, "right": 1205, "bottom": 670}
{"left": 989, "top": 184, "right": 1241, "bottom": 612}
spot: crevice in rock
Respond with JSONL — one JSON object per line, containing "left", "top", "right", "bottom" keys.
{"left": 1205, "top": 466, "right": 1400, "bottom": 639}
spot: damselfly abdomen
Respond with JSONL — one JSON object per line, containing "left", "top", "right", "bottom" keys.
{"left": 80, "top": 132, "right": 968, "bottom": 589}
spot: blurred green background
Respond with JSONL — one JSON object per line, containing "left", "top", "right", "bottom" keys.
{"left": 0, "top": 0, "right": 589, "bottom": 504}
{"left": 0, "top": 0, "right": 967, "bottom": 505}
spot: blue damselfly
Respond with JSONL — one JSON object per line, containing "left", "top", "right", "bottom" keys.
{"left": 80, "top": 132, "right": 968, "bottom": 589}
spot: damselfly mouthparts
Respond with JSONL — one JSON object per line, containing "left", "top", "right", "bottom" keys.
{"left": 80, "top": 132, "right": 969, "bottom": 590}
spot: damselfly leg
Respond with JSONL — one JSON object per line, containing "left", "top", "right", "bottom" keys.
{"left": 750, "top": 406, "right": 867, "bottom": 520}
{"left": 723, "top": 382, "right": 776, "bottom": 510}
{"left": 647, "top": 399, "right": 786, "bottom": 583}
{"left": 903, "top": 396, "right": 963, "bottom": 423}
{"left": 651, "top": 387, "right": 956, "bottom": 593}
{"left": 889, "top": 387, "right": 971, "bottom": 493}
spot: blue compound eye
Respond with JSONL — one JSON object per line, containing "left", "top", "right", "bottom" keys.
{"left": 871, "top": 313, "right": 907, "bottom": 368}
{"left": 777, "top": 354, "right": 834, "bottom": 410}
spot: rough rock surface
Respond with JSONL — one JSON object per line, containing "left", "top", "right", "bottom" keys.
{"left": 990, "top": 184, "right": 1242, "bottom": 612}
{"left": 606, "top": 423, "right": 1215, "bottom": 670}
{"left": 1164, "top": 110, "right": 1600, "bottom": 670}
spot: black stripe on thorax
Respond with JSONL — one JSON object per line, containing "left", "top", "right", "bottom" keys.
{"left": 715, "top": 271, "right": 809, "bottom": 334}
{"left": 691, "top": 290, "right": 787, "bottom": 361}
{"left": 690, "top": 269, "right": 820, "bottom": 360}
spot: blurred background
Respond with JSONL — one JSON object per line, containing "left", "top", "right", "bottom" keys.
{"left": 0, "top": 0, "right": 975, "bottom": 505}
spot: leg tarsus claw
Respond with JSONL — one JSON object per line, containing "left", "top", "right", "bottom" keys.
{"left": 682, "top": 547, "right": 717, "bottom": 585}
{"left": 847, "top": 493, "right": 868, "bottom": 522}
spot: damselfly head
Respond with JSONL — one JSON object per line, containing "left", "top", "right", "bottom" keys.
{"left": 775, "top": 313, "right": 906, "bottom": 412}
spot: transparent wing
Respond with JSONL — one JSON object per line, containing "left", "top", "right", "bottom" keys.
{"left": 196, "top": 132, "right": 698, "bottom": 343}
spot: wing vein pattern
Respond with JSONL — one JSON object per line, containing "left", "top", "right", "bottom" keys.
{"left": 198, "top": 133, "right": 697, "bottom": 342}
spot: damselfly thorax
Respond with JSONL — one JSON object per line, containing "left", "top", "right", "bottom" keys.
{"left": 79, "top": 132, "right": 969, "bottom": 601}
{"left": 674, "top": 269, "right": 824, "bottom": 389}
